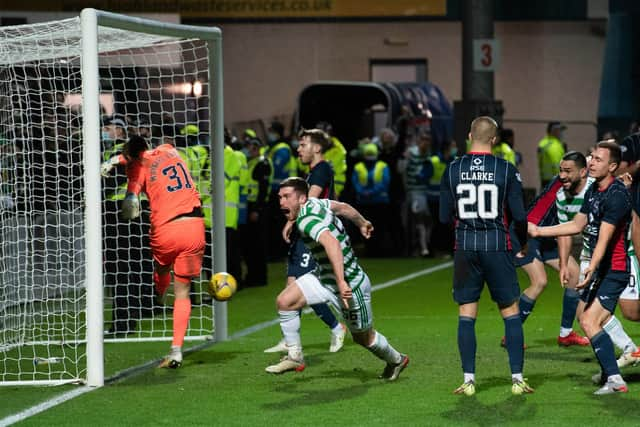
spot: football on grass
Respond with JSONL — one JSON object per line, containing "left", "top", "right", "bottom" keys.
{"left": 208, "top": 272, "right": 237, "bottom": 301}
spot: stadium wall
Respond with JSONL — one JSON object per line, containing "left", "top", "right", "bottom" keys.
{"left": 0, "top": 11, "right": 605, "bottom": 189}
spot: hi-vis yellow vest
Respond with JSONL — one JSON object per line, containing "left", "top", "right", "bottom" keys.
{"left": 430, "top": 155, "right": 446, "bottom": 183}
{"left": 247, "top": 155, "right": 271, "bottom": 203}
{"left": 224, "top": 145, "right": 241, "bottom": 230}
{"left": 103, "top": 142, "right": 128, "bottom": 201}
{"left": 354, "top": 161, "right": 386, "bottom": 186}
{"left": 234, "top": 149, "right": 249, "bottom": 225}
{"left": 177, "top": 144, "right": 210, "bottom": 226}
{"left": 538, "top": 135, "right": 565, "bottom": 182}
{"left": 324, "top": 136, "right": 347, "bottom": 197}
{"left": 492, "top": 142, "right": 516, "bottom": 165}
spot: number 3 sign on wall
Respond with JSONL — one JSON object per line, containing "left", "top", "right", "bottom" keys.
{"left": 472, "top": 39, "right": 500, "bottom": 72}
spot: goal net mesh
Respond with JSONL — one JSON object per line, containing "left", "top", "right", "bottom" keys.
{"left": 0, "top": 16, "right": 214, "bottom": 385}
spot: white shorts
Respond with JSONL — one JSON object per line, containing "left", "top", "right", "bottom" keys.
{"left": 408, "top": 192, "right": 430, "bottom": 215}
{"left": 295, "top": 272, "right": 374, "bottom": 333}
{"left": 580, "top": 259, "right": 639, "bottom": 300}
{"left": 579, "top": 260, "right": 589, "bottom": 283}
{"left": 621, "top": 255, "right": 640, "bottom": 300}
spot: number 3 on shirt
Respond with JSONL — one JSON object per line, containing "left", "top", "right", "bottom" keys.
{"left": 456, "top": 183, "right": 498, "bottom": 219}
{"left": 163, "top": 163, "right": 193, "bottom": 192}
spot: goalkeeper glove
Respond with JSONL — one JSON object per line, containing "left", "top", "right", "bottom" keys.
{"left": 100, "top": 156, "right": 120, "bottom": 177}
{"left": 121, "top": 193, "right": 140, "bottom": 220}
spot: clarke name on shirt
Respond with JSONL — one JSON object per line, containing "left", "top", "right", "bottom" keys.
{"left": 461, "top": 171, "right": 494, "bottom": 181}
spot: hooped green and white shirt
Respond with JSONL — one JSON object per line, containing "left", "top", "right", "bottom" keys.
{"left": 555, "top": 176, "right": 594, "bottom": 260}
{"left": 296, "top": 198, "right": 366, "bottom": 292}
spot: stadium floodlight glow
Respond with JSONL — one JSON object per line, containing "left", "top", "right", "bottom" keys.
{"left": 0, "top": 9, "right": 226, "bottom": 387}
{"left": 167, "top": 80, "right": 204, "bottom": 97}
{"left": 193, "top": 80, "right": 203, "bottom": 97}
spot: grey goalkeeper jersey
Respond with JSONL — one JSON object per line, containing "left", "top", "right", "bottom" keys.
{"left": 296, "top": 198, "right": 366, "bottom": 291}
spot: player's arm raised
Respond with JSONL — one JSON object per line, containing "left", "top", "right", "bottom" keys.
{"left": 317, "top": 229, "right": 351, "bottom": 307}
{"left": 329, "top": 200, "right": 373, "bottom": 239}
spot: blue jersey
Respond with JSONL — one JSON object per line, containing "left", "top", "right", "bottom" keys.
{"left": 307, "top": 160, "right": 335, "bottom": 200}
{"left": 288, "top": 159, "right": 335, "bottom": 277}
{"left": 440, "top": 152, "right": 526, "bottom": 251}
{"left": 580, "top": 177, "right": 631, "bottom": 273}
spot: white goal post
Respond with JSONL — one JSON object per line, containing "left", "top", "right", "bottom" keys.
{"left": 0, "top": 9, "right": 226, "bottom": 387}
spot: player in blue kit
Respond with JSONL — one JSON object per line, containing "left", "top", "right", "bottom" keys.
{"left": 440, "top": 116, "right": 532, "bottom": 396}
{"left": 264, "top": 129, "right": 347, "bottom": 363}
{"left": 531, "top": 140, "right": 631, "bottom": 394}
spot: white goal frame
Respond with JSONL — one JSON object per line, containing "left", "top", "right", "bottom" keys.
{"left": 0, "top": 9, "right": 226, "bottom": 387}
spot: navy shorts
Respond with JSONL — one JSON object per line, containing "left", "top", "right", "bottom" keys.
{"left": 581, "top": 270, "right": 629, "bottom": 313}
{"left": 453, "top": 250, "right": 520, "bottom": 306}
{"left": 512, "top": 236, "right": 558, "bottom": 267}
{"left": 287, "top": 235, "right": 316, "bottom": 278}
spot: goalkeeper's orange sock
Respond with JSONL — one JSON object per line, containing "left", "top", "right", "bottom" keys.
{"left": 154, "top": 271, "right": 171, "bottom": 297}
{"left": 172, "top": 298, "right": 192, "bottom": 347}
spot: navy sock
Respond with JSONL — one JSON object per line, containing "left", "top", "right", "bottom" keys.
{"left": 310, "top": 303, "right": 339, "bottom": 329}
{"left": 458, "top": 316, "right": 476, "bottom": 374}
{"left": 560, "top": 288, "right": 580, "bottom": 329}
{"left": 591, "top": 330, "right": 620, "bottom": 377}
{"left": 504, "top": 314, "right": 524, "bottom": 374}
{"left": 519, "top": 294, "right": 536, "bottom": 324}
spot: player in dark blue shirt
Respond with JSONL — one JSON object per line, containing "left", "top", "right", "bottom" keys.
{"left": 286, "top": 133, "right": 335, "bottom": 278}
{"left": 618, "top": 132, "right": 640, "bottom": 180}
{"left": 264, "top": 128, "right": 347, "bottom": 361}
{"left": 440, "top": 116, "right": 532, "bottom": 396}
{"left": 532, "top": 140, "right": 631, "bottom": 394}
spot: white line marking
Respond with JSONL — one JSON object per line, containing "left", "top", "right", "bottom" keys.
{"left": 0, "top": 261, "right": 452, "bottom": 426}
{"left": 0, "top": 387, "right": 93, "bottom": 427}
{"left": 230, "top": 261, "right": 453, "bottom": 339}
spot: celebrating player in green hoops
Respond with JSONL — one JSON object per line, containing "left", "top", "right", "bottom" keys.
{"left": 265, "top": 177, "right": 409, "bottom": 379}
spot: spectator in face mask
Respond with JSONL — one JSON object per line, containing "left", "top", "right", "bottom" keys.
{"left": 351, "top": 143, "right": 391, "bottom": 257}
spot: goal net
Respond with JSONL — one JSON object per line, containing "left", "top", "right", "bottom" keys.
{"left": 0, "top": 10, "right": 225, "bottom": 386}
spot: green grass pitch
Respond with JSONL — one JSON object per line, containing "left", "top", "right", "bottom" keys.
{"left": 3, "top": 257, "right": 640, "bottom": 426}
